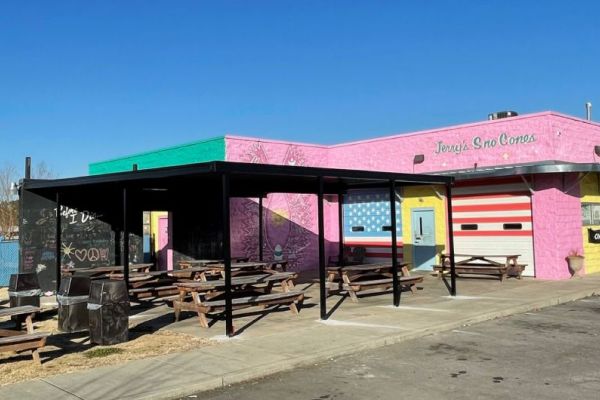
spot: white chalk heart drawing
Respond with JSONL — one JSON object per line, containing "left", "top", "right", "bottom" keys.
{"left": 74, "top": 249, "right": 87, "bottom": 262}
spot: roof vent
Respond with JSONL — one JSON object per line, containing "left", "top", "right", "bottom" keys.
{"left": 488, "top": 111, "right": 518, "bottom": 120}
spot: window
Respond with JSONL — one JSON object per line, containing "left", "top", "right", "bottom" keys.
{"left": 582, "top": 203, "right": 600, "bottom": 226}
{"left": 461, "top": 224, "right": 478, "bottom": 230}
{"left": 503, "top": 223, "right": 523, "bottom": 230}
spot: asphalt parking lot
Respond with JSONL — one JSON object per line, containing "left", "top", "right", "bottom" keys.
{"left": 188, "top": 296, "right": 600, "bottom": 400}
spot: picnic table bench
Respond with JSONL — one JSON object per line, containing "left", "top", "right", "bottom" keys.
{"left": 327, "top": 262, "right": 423, "bottom": 302}
{"left": 173, "top": 272, "right": 303, "bottom": 329}
{"left": 0, "top": 305, "right": 49, "bottom": 365}
{"left": 433, "top": 254, "right": 526, "bottom": 281}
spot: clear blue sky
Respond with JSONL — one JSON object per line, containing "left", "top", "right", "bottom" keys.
{"left": 1, "top": 1, "right": 599, "bottom": 177}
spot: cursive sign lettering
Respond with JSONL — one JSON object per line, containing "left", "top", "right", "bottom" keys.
{"left": 434, "top": 132, "right": 536, "bottom": 155}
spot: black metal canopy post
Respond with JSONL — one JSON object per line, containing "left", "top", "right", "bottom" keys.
{"left": 258, "top": 196, "right": 263, "bottom": 261}
{"left": 389, "top": 180, "right": 400, "bottom": 306}
{"left": 318, "top": 177, "right": 327, "bottom": 319}
{"left": 222, "top": 173, "right": 234, "bottom": 336}
{"left": 338, "top": 192, "right": 344, "bottom": 267}
{"left": 446, "top": 183, "right": 457, "bottom": 296}
{"left": 25, "top": 157, "right": 31, "bottom": 179}
{"left": 55, "top": 192, "right": 61, "bottom": 292}
{"left": 122, "top": 187, "right": 130, "bottom": 288}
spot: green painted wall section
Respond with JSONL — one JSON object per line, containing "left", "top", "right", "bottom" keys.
{"left": 88, "top": 137, "right": 226, "bottom": 175}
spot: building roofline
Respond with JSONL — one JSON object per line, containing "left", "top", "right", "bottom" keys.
{"left": 89, "top": 136, "right": 226, "bottom": 166}
{"left": 227, "top": 111, "right": 600, "bottom": 150}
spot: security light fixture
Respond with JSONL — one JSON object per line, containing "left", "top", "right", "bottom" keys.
{"left": 413, "top": 154, "right": 425, "bottom": 164}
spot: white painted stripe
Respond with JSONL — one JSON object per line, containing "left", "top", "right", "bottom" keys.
{"left": 443, "top": 295, "right": 516, "bottom": 300}
{"left": 452, "top": 330, "right": 485, "bottom": 336}
{"left": 453, "top": 210, "right": 532, "bottom": 218}
{"left": 378, "top": 305, "right": 450, "bottom": 312}
{"left": 316, "top": 319, "right": 408, "bottom": 330}
{"left": 453, "top": 197, "right": 531, "bottom": 206}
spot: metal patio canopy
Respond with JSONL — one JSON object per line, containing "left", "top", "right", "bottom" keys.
{"left": 22, "top": 160, "right": 457, "bottom": 337}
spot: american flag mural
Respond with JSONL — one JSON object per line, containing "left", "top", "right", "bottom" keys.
{"left": 343, "top": 190, "right": 403, "bottom": 262}
{"left": 452, "top": 177, "right": 535, "bottom": 276}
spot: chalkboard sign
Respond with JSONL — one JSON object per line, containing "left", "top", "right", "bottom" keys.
{"left": 20, "top": 190, "right": 61, "bottom": 292}
{"left": 20, "top": 190, "right": 142, "bottom": 292}
{"left": 589, "top": 228, "right": 600, "bottom": 244}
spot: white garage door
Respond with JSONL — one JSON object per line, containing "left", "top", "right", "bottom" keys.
{"left": 452, "top": 178, "right": 535, "bottom": 277}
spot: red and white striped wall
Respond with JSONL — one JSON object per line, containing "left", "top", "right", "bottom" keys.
{"left": 452, "top": 177, "right": 535, "bottom": 276}
{"left": 343, "top": 237, "right": 404, "bottom": 263}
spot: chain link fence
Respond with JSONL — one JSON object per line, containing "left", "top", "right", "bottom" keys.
{"left": 0, "top": 240, "right": 18, "bottom": 287}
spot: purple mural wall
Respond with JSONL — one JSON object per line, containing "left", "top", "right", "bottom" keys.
{"left": 226, "top": 137, "right": 338, "bottom": 273}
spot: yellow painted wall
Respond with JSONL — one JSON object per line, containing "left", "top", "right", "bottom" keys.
{"left": 401, "top": 185, "right": 447, "bottom": 266}
{"left": 150, "top": 211, "right": 168, "bottom": 252}
{"left": 580, "top": 173, "right": 600, "bottom": 274}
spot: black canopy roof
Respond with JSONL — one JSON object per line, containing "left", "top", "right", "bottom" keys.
{"left": 23, "top": 160, "right": 454, "bottom": 198}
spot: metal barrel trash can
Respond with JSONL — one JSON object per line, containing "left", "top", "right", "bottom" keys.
{"left": 57, "top": 276, "right": 91, "bottom": 333}
{"left": 87, "top": 280, "right": 130, "bottom": 345}
{"left": 8, "top": 273, "right": 41, "bottom": 308}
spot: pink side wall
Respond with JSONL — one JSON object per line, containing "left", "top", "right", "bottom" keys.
{"left": 549, "top": 114, "right": 600, "bottom": 163}
{"left": 224, "top": 112, "right": 600, "bottom": 278}
{"left": 531, "top": 173, "right": 583, "bottom": 279}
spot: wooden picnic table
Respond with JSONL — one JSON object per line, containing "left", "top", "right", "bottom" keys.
{"left": 61, "top": 263, "right": 153, "bottom": 278}
{"left": 177, "top": 256, "right": 250, "bottom": 269}
{"left": 173, "top": 272, "right": 303, "bottom": 329}
{"left": 203, "top": 261, "right": 273, "bottom": 277}
{"left": 0, "top": 305, "right": 49, "bottom": 365}
{"left": 435, "top": 253, "right": 526, "bottom": 281}
{"left": 326, "top": 262, "right": 423, "bottom": 302}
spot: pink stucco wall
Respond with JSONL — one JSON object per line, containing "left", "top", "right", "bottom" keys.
{"left": 531, "top": 173, "right": 583, "bottom": 279}
{"left": 548, "top": 114, "right": 600, "bottom": 163}
{"left": 328, "top": 112, "right": 558, "bottom": 173}
{"left": 224, "top": 112, "right": 600, "bottom": 277}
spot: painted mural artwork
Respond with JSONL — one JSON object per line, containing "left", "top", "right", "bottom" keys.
{"left": 232, "top": 143, "right": 315, "bottom": 271}
{"left": 343, "top": 190, "right": 402, "bottom": 262}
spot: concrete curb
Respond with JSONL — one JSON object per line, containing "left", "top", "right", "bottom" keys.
{"left": 136, "top": 286, "right": 600, "bottom": 400}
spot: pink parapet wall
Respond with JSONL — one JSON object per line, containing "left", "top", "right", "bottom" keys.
{"left": 327, "top": 112, "right": 600, "bottom": 173}
{"left": 532, "top": 173, "right": 584, "bottom": 280}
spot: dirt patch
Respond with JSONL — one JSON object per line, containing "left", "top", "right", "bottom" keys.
{"left": 0, "top": 303, "right": 215, "bottom": 386}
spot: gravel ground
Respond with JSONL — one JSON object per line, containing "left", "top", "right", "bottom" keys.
{"left": 0, "top": 287, "right": 215, "bottom": 386}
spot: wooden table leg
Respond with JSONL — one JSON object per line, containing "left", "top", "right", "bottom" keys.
{"left": 191, "top": 292, "right": 209, "bottom": 328}
{"left": 25, "top": 314, "right": 42, "bottom": 365}
{"left": 342, "top": 274, "right": 359, "bottom": 303}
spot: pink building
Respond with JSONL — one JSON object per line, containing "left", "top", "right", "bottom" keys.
{"left": 92, "top": 111, "right": 600, "bottom": 280}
